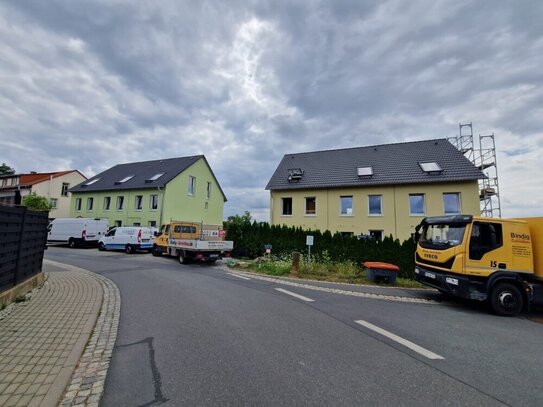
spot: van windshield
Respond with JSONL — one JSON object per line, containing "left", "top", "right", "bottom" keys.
{"left": 419, "top": 223, "right": 466, "bottom": 249}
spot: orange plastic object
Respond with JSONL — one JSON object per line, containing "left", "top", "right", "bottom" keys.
{"left": 362, "top": 261, "right": 400, "bottom": 271}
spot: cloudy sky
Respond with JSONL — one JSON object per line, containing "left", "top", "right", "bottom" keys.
{"left": 1, "top": 1, "right": 542, "bottom": 221}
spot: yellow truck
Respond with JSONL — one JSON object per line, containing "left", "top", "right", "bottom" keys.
{"left": 152, "top": 221, "right": 233, "bottom": 264}
{"left": 414, "top": 215, "right": 543, "bottom": 316}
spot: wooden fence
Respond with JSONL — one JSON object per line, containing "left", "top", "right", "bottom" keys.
{"left": 0, "top": 205, "right": 48, "bottom": 293}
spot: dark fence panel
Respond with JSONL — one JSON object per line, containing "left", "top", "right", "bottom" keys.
{"left": 0, "top": 205, "right": 48, "bottom": 293}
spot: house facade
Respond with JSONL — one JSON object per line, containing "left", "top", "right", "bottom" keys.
{"left": 69, "top": 156, "right": 227, "bottom": 228}
{"left": 266, "top": 139, "right": 485, "bottom": 241}
{"left": 0, "top": 171, "right": 87, "bottom": 218}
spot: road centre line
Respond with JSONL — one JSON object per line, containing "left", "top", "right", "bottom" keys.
{"left": 227, "top": 272, "right": 251, "bottom": 280}
{"left": 275, "top": 288, "right": 315, "bottom": 302}
{"left": 354, "top": 320, "right": 444, "bottom": 360}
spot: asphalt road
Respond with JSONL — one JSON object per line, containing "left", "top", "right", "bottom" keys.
{"left": 45, "top": 247, "right": 543, "bottom": 407}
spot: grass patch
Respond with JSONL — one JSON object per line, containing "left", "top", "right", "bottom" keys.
{"left": 227, "top": 254, "right": 423, "bottom": 289}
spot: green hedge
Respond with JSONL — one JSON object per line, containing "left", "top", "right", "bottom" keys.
{"left": 224, "top": 221, "right": 416, "bottom": 279}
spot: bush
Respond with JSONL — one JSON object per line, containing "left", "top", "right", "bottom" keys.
{"left": 224, "top": 221, "right": 416, "bottom": 279}
{"left": 22, "top": 193, "right": 51, "bottom": 211}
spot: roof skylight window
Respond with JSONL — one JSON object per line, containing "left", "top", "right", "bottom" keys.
{"left": 84, "top": 178, "right": 100, "bottom": 186}
{"left": 419, "top": 162, "right": 442, "bottom": 173}
{"left": 357, "top": 166, "right": 374, "bottom": 177}
{"left": 146, "top": 173, "right": 165, "bottom": 182}
{"left": 116, "top": 175, "right": 135, "bottom": 184}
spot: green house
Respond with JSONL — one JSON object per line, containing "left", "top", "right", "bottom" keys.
{"left": 69, "top": 155, "right": 227, "bottom": 228}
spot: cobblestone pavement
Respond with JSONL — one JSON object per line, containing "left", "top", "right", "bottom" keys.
{"left": 0, "top": 260, "right": 120, "bottom": 407}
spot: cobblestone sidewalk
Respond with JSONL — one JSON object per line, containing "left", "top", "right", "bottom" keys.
{"left": 0, "top": 260, "right": 120, "bottom": 407}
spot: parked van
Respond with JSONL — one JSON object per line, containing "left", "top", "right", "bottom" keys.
{"left": 48, "top": 218, "right": 109, "bottom": 248}
{"left": 98, "top": 227, "right": 155, "bottom": 254}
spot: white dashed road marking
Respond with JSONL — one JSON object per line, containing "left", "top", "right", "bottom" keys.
{"left": 355, "top": 320, "right": 445, "bottom": 360}
{"left": 228, "top": 272, "right": 251, "bottom": 280}
{"left": 275, "top": 288, "right": 315, "bottom": 302}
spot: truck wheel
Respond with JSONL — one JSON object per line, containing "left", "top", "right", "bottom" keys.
{"left": 490, "top": 282, "right": 523, "bottom": 317}
{"left": 125, "top": 244, "right": 134, "bottom": 254}
{"left": 98, "top": 242, "right": 106, "bottom": 251}
{"left": 152, "top": 245, "right": 162, "bottom": 257}
{"left": 178, "top": 252, "right": 189, "bottom": 264}
{"left": 68, "top": 238, "right": 76, "bottom": 248}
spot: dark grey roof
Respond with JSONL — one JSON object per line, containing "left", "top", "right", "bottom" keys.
{"left": 70, "top": 155, "right": 227, "bottom": 201}
{"left": 266, "top": 139, "right": 485, "bottom": 191}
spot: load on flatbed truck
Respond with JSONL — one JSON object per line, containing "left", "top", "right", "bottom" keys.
{"left": 152, "top": 221, "right": 233, "bottom": 264}
{"left": 414, "top": 215, "right": 543, "bottom": 316}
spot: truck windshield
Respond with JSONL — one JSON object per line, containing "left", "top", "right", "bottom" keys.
{"left": 419, "top": 223, "right": 466, "bottom": 249}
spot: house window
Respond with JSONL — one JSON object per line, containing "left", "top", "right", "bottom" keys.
{"left": 340, "top": 196, "right": 353, "bottom": 215}
{"left": 206, "top": 182, "right": 211, "bottom": 199}
{"left": 61, "top": 183, "right": 69, "bottom": 196}
{"left": 148, "top": 221, "right": 157, "bottom": 228}
{"left": 368, "top": 195, "right": 382, "bottom": 215}
{"left": 116, "top": 175, "right": 134, "bottom": 184}
{"left": 150, "top": 194, "right": 158, "bottom": 210}
{"left": 188, "top": 176, "right": 196, "bottom": 195}
{"left": 114, "top": 220, "right": 122, "bottom": 227}
{"left": 443, "top": 193, "right": 461, "bottom": 214}
{"left": 135, "top": 195, "right": 143, "bottom": 210}
{"left": 50, "top": 198, "right": 57, "bottom": 209}
{"left": 282, "top": 197, "right": 292, "bottom": 216}
{"left": 117, "top": 196, "right": 124, "bottom": 210}
{"left": 305, "top": 197, "right": 316, "bottom": 215}
{"left": 75, "top": 198, "right": 82, "bottom": 211}
{"left": 409, "top": 194, "right": 425, "bottom": 216}
{"left": 204, "top": 202, "right": 209, "bottom": 210}
{"left": 104, "top": 196, "right": 111, "bottom": 211}
{"left": 87, "top": 197, "right": 94, "bottom": 211}
{"left": 369, "top": 230, "right": 383, "bottom": 241}
{"left": 133, "top": 222, "right": 141, "bottom": 227}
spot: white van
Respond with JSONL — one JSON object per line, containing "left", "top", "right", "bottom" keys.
{"left": 48, "top": 218, "right": 109, "bottom": 248}
{"left": 98, "top": 227, "right": 155, "bottom": 254}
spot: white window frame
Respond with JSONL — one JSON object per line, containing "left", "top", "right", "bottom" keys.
{"left": 50, "top": 198, "right": 57, "bottom": 209}
{"left": 87, "top": 197, "right": 94, "bottom": 212}
{"left": 281, "top": 197, "right": 293, "bottom": 216}
{"left": 305, "top": 197, "right": 316, "bottom": 216}
{"left": 75, "top": 198, "right": 82, "bottom": 211}
{"left": 61, "top": 182, "right": 69, "bottom": 197}
{"left": 340, "top": 196, "right": 353, "bottom": 216}
{"left": 150, "top": 194, "right": 159, "bottom": 210}
{"left": 368, "top": 195, "right": 382, "bottom": 216}
{"left": 206, "top": 181, "right": 211, "bottom": 199}
{"left": 409, "top": 194, "right": 425, "bottom": 216}
{"left": 188, "top": 176, "right": 196, "bottom": 196}
{"left": 443, "top": 192, "right": 461, "bottom": 214}
{"left": 117, "top": 196, "right": 125, "bottom": 211}
{"left": 103, "top": 196, "right": 111, "bottom": 211}
{"left": 135, "top": 195, "right": 143, "bottom": 211}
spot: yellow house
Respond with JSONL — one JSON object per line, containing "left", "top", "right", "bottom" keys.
{"left": 0, "top": 171, "right": 87, "bottom": 218}
{"left": 266, "top": 139, "right": 485, "bottom": 241}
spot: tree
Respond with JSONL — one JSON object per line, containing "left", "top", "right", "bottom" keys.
{"left": 0, "top": 163, "right": 15, "bottom": 175}
{"left": 22, "top": 193, "right": 51, "bottom": 211}
{"left": 226, "top": 211, "right": 252, "bottom": 226}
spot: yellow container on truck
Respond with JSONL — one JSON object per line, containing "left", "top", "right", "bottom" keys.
{"left": 414, "top": 215, "right": 543, "bottom": 316}
{"left": 152, "top": 221, "right": 233, "bottom": 264}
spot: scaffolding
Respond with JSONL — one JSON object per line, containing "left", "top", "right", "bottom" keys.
{"left": 448, "top": 123, "right": 501, "bottom": 218}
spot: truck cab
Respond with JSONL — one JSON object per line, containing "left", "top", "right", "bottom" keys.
{"left": 415, "top": 215, "right": 543, "bottom": 316}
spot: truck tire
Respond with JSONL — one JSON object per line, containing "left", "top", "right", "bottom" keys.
{"left": 125, "top": 244, "right": 134, "bottom": 254}
{"left": 152, "top": 245, "right": 162, "bottom": 257}
{"left": 178, "top": 252, "right": 189, "bottom": 264}
{"left": 490, "top": 282, "right": 523, "bottom": 317}
{"left": 68, "top": 238, "right": 76, "bottom": 248}
{"left": 98, "top": 242, "right": 106, "bottom": 251}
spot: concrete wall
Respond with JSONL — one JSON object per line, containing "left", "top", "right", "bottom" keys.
{"left": 270, "top": 181, "right": 480, "bottom": 241}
